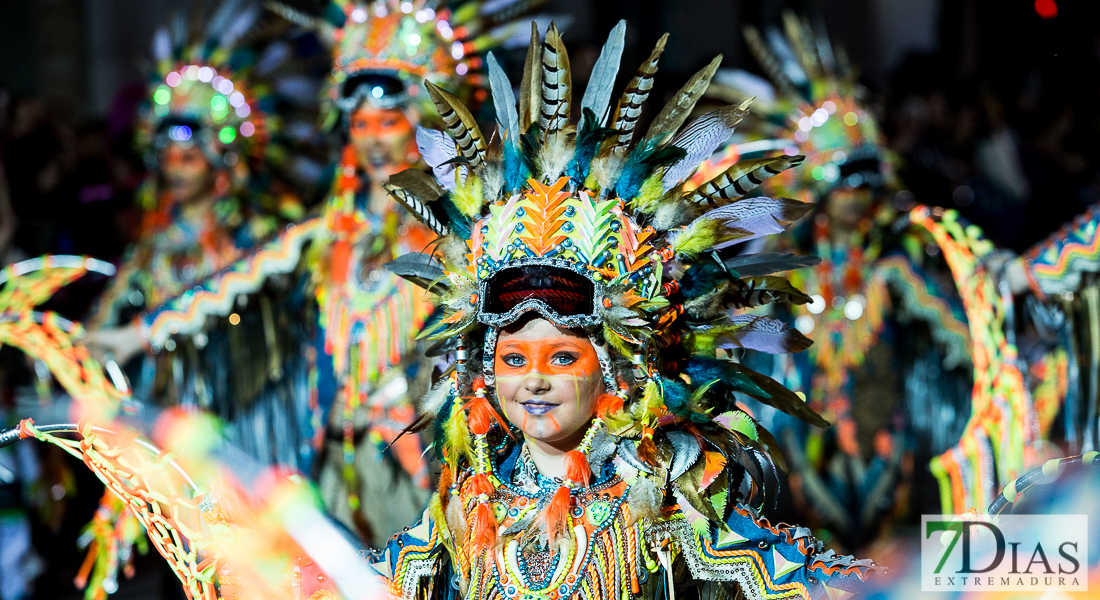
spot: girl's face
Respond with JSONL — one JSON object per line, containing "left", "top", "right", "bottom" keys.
{"left": 495, "top": 318, "right": 605, "bottom": 449}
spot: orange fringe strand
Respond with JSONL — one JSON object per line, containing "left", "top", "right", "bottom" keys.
{"left": 471, "top": 502, "right": 498, "bottom": 553}
{"left": 563, "top": 450, "right": 592, "bottom": 487}
{"left": 544, "top": 485, "right": 572, "bottom": 544}
{"left": 595, "top": 393, "right": 624, "bottom": 419}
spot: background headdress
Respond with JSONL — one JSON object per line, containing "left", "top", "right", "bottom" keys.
{"left": 269, "top": 0, "right": 553, "bottom": 128}
{"left": 138, "top": 0, "right": 326, "bottom": 195}
{"left": 702, "top": 11, "right": 897, "bottom": 200}
{"left": 386, "top": 21, "right": 833, "bottom": 544}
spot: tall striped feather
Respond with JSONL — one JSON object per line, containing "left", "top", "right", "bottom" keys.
{"left": 519, "top": 21, "right": 543, "bottom": 131}
{"left": 579, "top": 19, "right": 627, "bottom": 126}
{"left": 385, "top": 184, "right": 449, "bottom": 237}
{"left": 743, "top": 26, "right": 799, "bottom": 101}
{"left": 641, "top": 54, "right": 723, "bottom": 147}
{"left": 539, "top": 22, "right": 572, "bottom": 135}
{"left": 609, "top": 33, "right": 667, "bottom": 150}
{"left": 426, "top": 82, "right": 487, "bottom": 167}
{"left": 686, "top": 155, "right": 805, "bottom": 207}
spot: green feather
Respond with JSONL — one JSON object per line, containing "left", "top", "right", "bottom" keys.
{"left": 630, "top": 172, "right": 667, "bottom": 214}
{"left": 451, "top": 174, "right": 485, "bottom": 218}
{"left": 671, "top": 219, "right": 747, "bottom": 260}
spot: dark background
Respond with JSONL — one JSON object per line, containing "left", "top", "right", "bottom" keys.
{"left": 1, "top": 0, "right": 1099, "bottom": 598}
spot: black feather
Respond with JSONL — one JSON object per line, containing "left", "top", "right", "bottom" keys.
{"left": 722, "top": 252, "right": 821, "bottom": 277}
{"left": 439, "top": 197, "right": 472, "bottom": 239}
{"left": 679, "top": 262, "right": 734, "bottom": 300}
{"left": 384, "top": 252, "right": 447, "bottom": 290}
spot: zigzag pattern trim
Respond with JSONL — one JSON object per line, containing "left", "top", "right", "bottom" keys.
{"left": 1025, "top": 203, "right": 1100, "bottom": 298}
{"left": 141, "top": 219, "right": 321, "bottom": 350}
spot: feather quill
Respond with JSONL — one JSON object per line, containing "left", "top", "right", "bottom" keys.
{"left": 641, "top": 54, "right": 723, "bottom": 147}
{"left": 717, "top": 314, "right": 812, "bottom": 354}
{"left": 579, "top": 19, "right": 627, "bottom": 126}
{"left": 539, "top": 22, "right": 572, "bottom": 135}
{"left": 662, "top": 100, "right": 750, "bottom": 192}
{"left": 687, "top": 155, "right": 805, "bottom": 207}
{"left": 519, "top": 22, "right": 543, "bottom": 131}
{"left": 610, "top": 34, "right": 667, "bottom": 150}
{"left": 384, "top": 252, "right": 446, "bottom": 291}
{"left": 426, "top": 82, "right": 487, "bottom": 167}
{"left": 487, "top": 53, "right": 521, "bottom": 143}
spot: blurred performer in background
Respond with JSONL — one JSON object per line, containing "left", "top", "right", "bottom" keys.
{"left": 84, "top": 0, "right": 325, "bottom": 469}
{"left": 704, "top": 13, "right": 979, "bottom": 551}
{"left": 268, "top": 0, "right": 547, "bottom": 545}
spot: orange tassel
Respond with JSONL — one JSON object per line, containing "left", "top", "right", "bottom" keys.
{"left": 637, "top": 428, "right": 657, "bottom": 466}
{"left": 467, "top": 473, "right": 494, "bottom": 497}
{"left": 471, "top": 377, "right": 486, "bottom": 392}
{"left": 466, "top": 396, "right": 494, "bottom": 435}
{"left": 595, "top": 393, "right": 624, "bottom": 419}
{"left": 470, "top": 501, "right": 497, "bottom": 553}
{"left": 563, "top": 450, "right": 591, "bottom": 487}
{"left": 544, "top": 485, "right": 572, "bottom": 545}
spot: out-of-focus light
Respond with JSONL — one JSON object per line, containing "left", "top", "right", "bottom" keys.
{"left": 400, "top": 2, "right": 413, "bottom": 13}
{"left": 455, "top": 63, "right": 468, "bottom": 75}
{"left": 183, "top": 65, "right": 199, "bottom": 80}
{"left": 794, "top": 130, "right": 809, "bottom": 143}
{"left": 229, "top": 313, "right": 241, "bottom": 325}
{"left": 807, "top": 295, "right": 826, "bottom": 315}
{"left": 229, "top": 91, "right": 246, "bottom": 107}
{"left": 166, "top": 72, "right": 182, "bottom": 87}
{"left": 843, "top": 112, "right": 859, "bottom": 126}
{"left": 217, "top": 79, "right": 234, "bottom": 95}
{"left": 795, "top": 315, "right": 816, "bottom": 335}
{"left": 210, "top": 95, "right": 228, "bottom": 112}
{"left": 240, "top": 122, "right": 256, "bottom": 137}
{"left": 235, "top": 103, "right": 251, "bottom": 118}
{"left": 198, "top": 66, "right": 215, "bottom": 82}
{"left": 1035, "top": 0, "right": 1058, "bottom": 19}
{"left": 823, "top": 100, "right": 837, "bottom": 114}
{"left": 351, "top": 7, "right": 368, "bottom": 22}
{"left": 844, "top": 297, "right": 865, "bottom": 321}
{"left": 154, "top": 87, "right": 171, "bottom": 105}
{"left": 784, "top": 145, "right": 800, "bottom": 156}
{"left": 374, "top": 3, "right": 388, "bottom": 17}
{"left": 169, "top": 125, "right": 192, "bottom": 141}
{"left": 811, "top": 108, "right": 828, "bottom": 126}
{"left": 408, "top": 33, "right": 421, "bottom": 45}
{"left": 219, "top": 126, "right": 237, "bottom": 144}
{"left": 832, "top": 150, "right": 848, "bottom": 163}
{"left": 798, "top": 117, "right": 813, "bottom": 131}
{"left": 451, "top": 41, "right": 465, "bottom": 59}
{"left": 371, "top": 86, "right": 384, "bottom": 98}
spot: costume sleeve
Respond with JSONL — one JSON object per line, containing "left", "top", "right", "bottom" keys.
{"left": 1024, "top": 203, "right": 1100, "bottom": 299}
{"left": 368, "top": 506, "right": 445, "bottom": 600}
{"left": 669, "top": 500, "right": 882, "bottom": 600}
{"left": 138, "top": 218, "right": 319, "bottom": 351}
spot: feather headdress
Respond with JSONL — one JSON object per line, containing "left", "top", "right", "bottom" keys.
{"left": 699, "top": 11, "right": 897, "bottom": 199}
{"left": 139, "top": 0, "right": 325, "bottom": 190}
{"left": 387, "top": 22, "right": 829, "bottom": 513}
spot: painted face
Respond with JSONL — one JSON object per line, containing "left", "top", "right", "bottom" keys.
{"left": 825, "top": 186, "right": 875, "bottom": 230}
{"left": 160, "top": 143, "right": 214, "bottom": 205}
{"left": 348, "top": 104, "right": 416, "bottom": 178}
{"left": 495, "top": 318, "right": 605, "bottom": 449}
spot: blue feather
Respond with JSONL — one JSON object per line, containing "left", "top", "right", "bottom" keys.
{"left": 678, "top": 262, "right": 731, "bottom": 299}
{"left": 503, "top": 141, "right": 528, "bottom": 193}
{"left": 615, "top": 139, "right": 686, "bottom": 200}
{"left": 568, "top": 108, "right": 617, "bottom": 186}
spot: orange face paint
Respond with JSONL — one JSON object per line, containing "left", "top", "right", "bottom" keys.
{"left": 494, "top": 338, "right": 601, "bottom": 380}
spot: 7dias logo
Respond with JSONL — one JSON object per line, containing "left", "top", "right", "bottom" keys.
{"left": 921, "top": 515, "right": 1088, "bottom": 592}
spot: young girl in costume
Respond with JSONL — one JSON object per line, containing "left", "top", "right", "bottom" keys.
{"left": 358, "top": 21, "right": 881, "bottom": 600}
